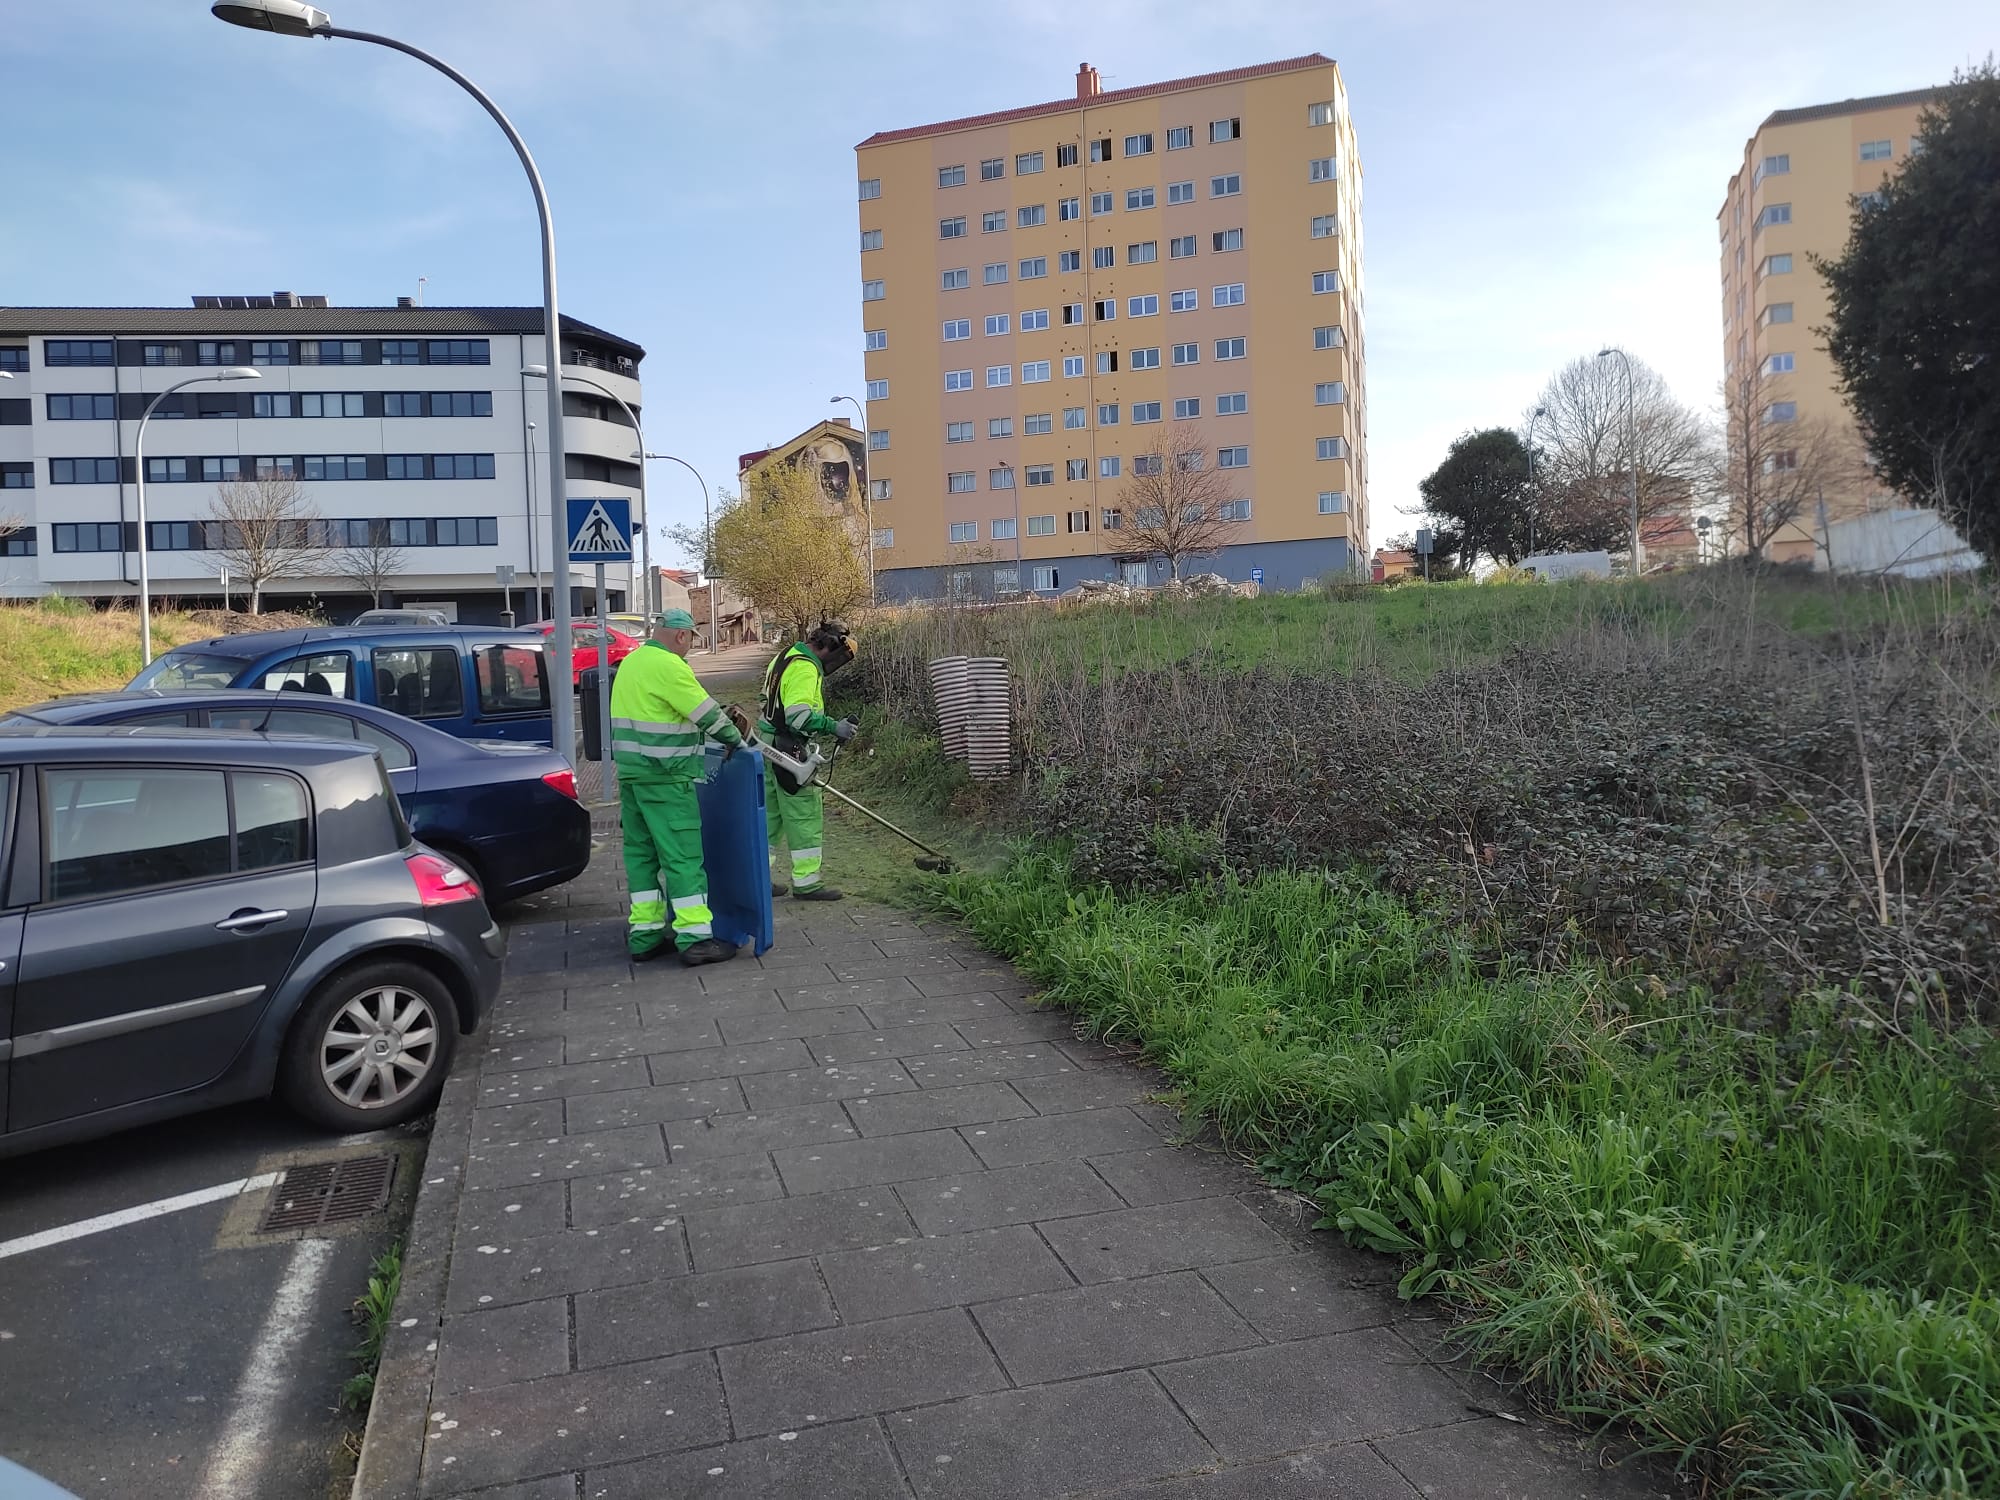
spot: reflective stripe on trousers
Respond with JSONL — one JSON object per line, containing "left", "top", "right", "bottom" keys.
{"left": 671, "top": 892, "right": 714, "bottom": 941}
{"left": 788, "top": 844, "right": 823, "bottom": 891}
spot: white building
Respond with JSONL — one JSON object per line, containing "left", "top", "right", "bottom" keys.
{"left": 0, "top": 294, "right": 646, "bottom": 622}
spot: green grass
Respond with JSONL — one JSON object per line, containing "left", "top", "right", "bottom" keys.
{"left": 0, "top": 600, "right": 214, "bottom": 713}
{"left": 340, "top": 1241, "right": 404, "bottom": 1413}
{"left": 942, "top": 854, "right": 2000, "bottom": 1498}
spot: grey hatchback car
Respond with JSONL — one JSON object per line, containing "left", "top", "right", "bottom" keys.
{"left": 0, "top": 727, "right": 501, "bottom": 1157}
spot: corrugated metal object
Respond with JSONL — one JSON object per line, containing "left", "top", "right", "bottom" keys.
{"left": 929, "top": 655, "right": 1013, "bottom": 780}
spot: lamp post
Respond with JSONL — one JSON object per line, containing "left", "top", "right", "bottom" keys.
{"left": 651, "top": 454, "right": 714, "bottom": 652}
{"left": 522, "top": 364, "right": 651, "bottom": 614}
{"left": 1596, "top": 347, "right": 1642, "bottom": 576}
{"left": 1523, "top": 403, "right": 1548, "bottom": 558}
{"left": 213, "top": 0, "right": 577, "bottom": 764}
{"left": 830, "top": 393, "right": 875, "bottom": 599}
{"left": 134, "top": 368, "right": 261, "bottom": 664}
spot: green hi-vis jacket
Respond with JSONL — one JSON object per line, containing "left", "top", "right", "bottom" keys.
{"left": 757, "top": 643, "right": 842, "bottom": 739}
{"left": 608, "top": 641, "right": 742, "bottom": 782}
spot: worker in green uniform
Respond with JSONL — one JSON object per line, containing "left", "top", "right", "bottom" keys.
{"left": 610, "top": 609, "right": 744, "bottom": 965}
{"left": 759, "top": 619, "right": 858, "bottom": 900}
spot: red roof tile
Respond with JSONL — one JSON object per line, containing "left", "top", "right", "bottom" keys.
{"left": 857, "top": 54, "right": 1336, "bottom": 149}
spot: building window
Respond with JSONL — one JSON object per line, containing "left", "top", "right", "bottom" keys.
{"left": 1098, "top": 458, "right": 1121, "bottom": 480}
{"left": 949, "top": 521, "right": 978, "bottom": 542}
{"left": 1017, "top": 203, "right": 1047, "bottom": 228}
{"left": 52, "top": 522, "right": 129, "bottom": 552}
{"left": 947, "top": 474, "right": 977, "bottom": 496}
{"left": 1168, "top": 181, "right": 1195, "bottom": 205}
{"left": 861, "top": 228, "right": 883, "bottom": 251}
{"left": 872, "top": 527, "right": 894, "bottom": 549}
{"left": 1214, "top": 282, "right": 1246, "bottom": 306}
{"left": 1762, "top": 252, "right": 1793, "bottom": 276}
{"left": 981, "top": 157, "right": 1006, "bottom": 182}
{"left": 1063, "top": 406, "right": 1087, "bottom": 430}
{"left": 1021, "top": 309, "right": 1050, "bottom": 331}
{"left": 1210, "top": 118, "right": 1241, "bottom": 142}
{"left": 1, "top": 529, "right": 36, "bottom": 554}
{"left": 947, "top": 421, "right": 975, "bottom": 443}
{"left": 1026, "top": 511, "right": 1056, "bottom": 533}
{"left": 1174, "top": 397, "right": 1200, "bottom": 419}
{"left": 1167, "top": 125, "right": 1194, "bottom": 150}
{"left": 992, "top": 517, "right": 1018, "bottom": 540}
{"left": 866, "top": 378, "right": 889, "bottom": 400}
{"left": 946, "top": 369, "right": 974, "bottom": 392}
{"left": 1131, "top": 347, "right": 1161, "bottom": 370}
{"left": 1022, "top": 360, "right": 1052, "bottom": 383}
{"left": 869, "top": 479, "right": 893, "bottom": 500}
{"left": 989, "top": 417, "right": 1013, "bottom": 438}
{"left": 859, "top": 177, "right": 881, "bottom": 199}
{"left": 1059, "top": 250, "right": 1082, "bottom": 272}
{"left": 1065, "top": 458, "right": 1089, "bottom": 481}
{"left": 1171, "top": 289, "right": 1198, "bottom": 312}
{"left": 1317, "top": 436, "right": 1347, "bottom": 460}
{"left": 1312, "top": 270, "right": 1340, "bottom": 293}
{"left": 1215, "top": 337, "right": 1246, "bottom": 361}
{"left": 1128, "top": 241, "right": 1158, "bottom": 265}
{"left": 942, "top": 268, "right": 969, "bottom": 290}
{"left": 142, "top": 343, "right": 186, "bottom": 366}
{"left": 989, "top": 564, "right": 1019, "bottom": 595}
{"left": 1763, "top": 401, "right": 1798, "bottom": 423}
{"left": 1858, "top": 190, "right": 1885, "bottom": 210}
{"left": 939, "top": 164, "right": 966, "bottom": 188}
{"left": 45, "top": 340, "right": 114, "bottom": 367}
{"left": 1017, "top": 150, "right": 1044, "bottom": 175}
{"left": 1129, "top": 294, "right": 1159, "bottom": 317}
{"left": 247, "top": 340, "right": 293, "bottom": 365}
{"left": 985, "top": 262, "right": 1009, "bottom": 285}
{"left": 986, "top": 365, "right": 1012, "bottom": 387}
{"left": 1132, "top": 401, "right": 1162, "bottom": 423}
{"left": 1024, "top": 413, "right": 1053, "bottom": 435}
{"left": 1763, "top": 303, "right": 1794, "bottom": 325}
{"left": 304, "top": 454, "right": 371, "bottom": 480}
{"left": 1123, "top": 133, "right": 1154, "bottom": 157}
{"left": 943, "top": 319, "right": 971, "bottom": 341}
{"left": 1218, "top": 392, "right": 1248, "bottom": 415}
{"left": 1210, "top": 173, "right": 1242, "bottom": 197}
{"left": 987, "top": 465, "right": 1015, "bottom": 490}
{"left": 302, "top": 392, "right": 369, "bottom": 417}
{"left": 1170, "top": 342, "right": 1199, "bottom": 367}
{"left": 1063, "top": 354, "right": 1085, "bottom": 377}
{"left": 1309, "top": 157, "right": 1336, "bottom": 182}
{"left": 1314, "top": 324, "right": 1345, "bottom": 349}
{"left": 863, "top": 279, "right": 886, "bottom": 301}
{"left": 1754, "top": 155, "right": 1788, "bottom": 181}
{"left": 869, "top": 428, "right": 889, "bottom": 450}
{"left": 1217, "top": 446, "right": 1249, "bottom": 469}
{"left": 1026, "top": 466, "right": 1055, "bottom": 492}
{"left": 982, "top": 209, "right": 1007, "bottom": 233}
{"left": 1212, "top": 228, "right": 1244, "bottom": 252}
{"left": 1312, "top": 214, "right": 1337, "bottom": 238}
{"left": 0, "top": 347, "right": 28, "bottom": 372}
{"left": 1169, "top": 234, "right": 1196, "bottom": 259}
{"left": 1094, "top": 299, "right": 1117, "bottom": 322}
{"left": 381, "top": 340, "right": 420, "bottom": 364}
{"left": 1089, "top": 138, "right": 1112, "bottom": 163}
{"left": 1059, "top": 197, "right": 1080, "bottom": 221}
{"left": 1031, "top": 565, "right": 1058, "bottom": 591}
{"left": 1309, "top": 101, "right": 1335, "bottom": 125}
{"left": 1098, "top": 402, "right": 1121, "bottom": 426}
{"left": 1219, "top": 499, "right": 1251, "bottom": 521}
{"left": 986, "top": 313, "right": 1011, "bottom": 336}
{"left": 1126, "top": 187, "right": 1155, "bottom": 211}
{"left": 1020, "top": 257, "right": 1048, "bottom": 280}
{"left": 1860, "top": 139, "right": 1892, "bottom": 161}
{"left": 50, "top": 457, "right": 121, "bottom": 484}
{"left": 1092, "top": 246, "right": 1115, "bottom": 270}
{"left": 1, "top": 463, "right": 35, "bottom": 488}
{"left": 145, "top": 457, "right": 190, "bottom": 483}
{"left": 1066, "top": 508, "right": 1091, "bottom": 534}
{"left": 301, "top": 339, "right": 363, "bottom": 365}
{"left": 253, "top": 455, "right": 298, "bottom": 478}
{"left": 1091, "top": 191, "right": 1114, "bottom": 216}
{"left": 940, "top": 215, "right": 967, "bottom": 239}
{"left": 201, "top": 456, "right": 242, "bottom": 481}
{"left": 1057, "top": 143, "right": 1078, "bottom": 167}
{"left": 1756, "top": 203, "right": 1791, "bottom": 229}
{"left": 1318, "top": 490, "right": 1347, "bottom": 514}
{"left": 1315, "top": 381, "right": 1347, "bottom": 405}
{"left": 1764, "top": 352, "right": 1795, "bottom": 374}
{"left": 46, "top": 393, "right": 116, "bottom": 420}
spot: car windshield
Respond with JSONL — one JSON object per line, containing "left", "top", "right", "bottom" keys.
{"left": 127, "top": 652, "right": 245, "bottom": 691}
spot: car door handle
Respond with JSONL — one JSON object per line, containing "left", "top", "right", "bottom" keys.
{"left": 216, "top": 909, "right": 289, "bottom": 932}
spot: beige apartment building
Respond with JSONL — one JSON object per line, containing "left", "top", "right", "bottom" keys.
{"left": 1717, "top": 87, "right": 1938, "bottom": 560}
{"left": 855, "top": 55, "right": 1366, "bottom": 599}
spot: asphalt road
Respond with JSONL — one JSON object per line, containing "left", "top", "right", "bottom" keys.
{"left": 0, "top": 1099, "right": 419, "bottom": 1500}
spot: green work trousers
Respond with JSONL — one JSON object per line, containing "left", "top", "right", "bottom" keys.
{"left": 764, "top": 766, "right": 825, "bottom": 893}
{"left": 620, "top": 777, "right": 713, "bottom": 955}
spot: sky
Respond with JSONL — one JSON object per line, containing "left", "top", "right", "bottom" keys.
{"left": 3, "top": 1, "right": 1994, "bottom": 556}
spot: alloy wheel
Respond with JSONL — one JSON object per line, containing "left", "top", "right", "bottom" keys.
{"left": 319, "top": 985, "right": 442, "bottom": 1109}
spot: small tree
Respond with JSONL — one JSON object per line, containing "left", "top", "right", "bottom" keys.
{"left": 1716, "top": 369, "right": 1858, "bottom": 560}
{"left": 711, "top": 459, "right": 870, "bottom": 636}
{"left": 1119, "top": 424, "right": 1238, "bottom": 582}
{"left": 335, "top": 522, "right": 407, "bottom": 606}
{"left": 200, "top": 471, "right": 327, "bottom": 613}
{"left": 1418, "top": 428, "right": 1532, "bottom": 568}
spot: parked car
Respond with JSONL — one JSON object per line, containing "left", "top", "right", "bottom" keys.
{"left": 530, "top": 620, "right": 640, "bottom": 687}
{"left": 0, "top": 728, "right": 501, "bottom": 1158}
{"left": 127, "top": 625, "right": 554, "bottom": 744}
{"left": 5, "top": 692, "right": 589, "bottom": 904}
{"left": 350, "top": 608, "right": 451, "bottom": 627}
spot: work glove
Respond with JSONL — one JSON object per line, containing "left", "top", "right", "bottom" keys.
{"left": 833, "top": 717, "right": 859, "bottom": 743}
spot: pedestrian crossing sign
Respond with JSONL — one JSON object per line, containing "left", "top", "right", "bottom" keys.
{"left": 567, "top": 496, "right": 632, "bottom": 562}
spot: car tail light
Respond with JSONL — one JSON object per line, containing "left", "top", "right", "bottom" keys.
{"left": 542, "top": 768, "right": 578, "bottom": 800}
{"left": 407, "top": 851, "right": 481, "bottom": 905}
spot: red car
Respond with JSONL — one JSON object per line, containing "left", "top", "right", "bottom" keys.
{"left": 535, "top": 620, "right": 640, "bottom": 686}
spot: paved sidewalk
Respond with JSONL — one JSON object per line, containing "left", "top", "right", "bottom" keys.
{"left": 368, "top": 855, "right": 1673, "bottom": 1500}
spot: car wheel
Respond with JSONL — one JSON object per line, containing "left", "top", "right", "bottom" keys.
{"left": 280, "top": 961, "right": 458, "bottom": 1131}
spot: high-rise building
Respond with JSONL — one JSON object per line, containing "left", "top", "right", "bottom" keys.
{"left": 1717, "top": 88, "right": 1938, "bottom": 560}
{"left": 855, "top": 55, "right": 1366, "bottom": 600}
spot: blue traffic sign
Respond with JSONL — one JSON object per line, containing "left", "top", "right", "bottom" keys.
{"left": 567, "top": 496, "right": 632, "bottom": 562}
{"left": 1250, "top": 567, "right": 1265, "bottom": 583}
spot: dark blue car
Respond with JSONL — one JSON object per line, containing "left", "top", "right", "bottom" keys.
{"left": 126, "top": 625, "right": 555, "bottom": 745}
{"left": 3, "top": 692, "right": 589, "bottom": 904}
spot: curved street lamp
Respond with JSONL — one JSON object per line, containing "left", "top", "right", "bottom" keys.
{"left": 1596, "top": 347, "right": 1643, "bottom": 575}
{"left": 135, "top": 368, "right": 261, "bottom": 664}
{"left": 213, "top": 0, "right": 578, "bottom": 764}
{"left": 649, "top": 454, "right": 714, "bottom": 653}
{"left": 522, "top": 364, "right": 653, "bottom": 615}
{"left": 1523, "top": 403, "right": 1548, "bottom": 558}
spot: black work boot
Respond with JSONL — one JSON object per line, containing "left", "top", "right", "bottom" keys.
{"left": 771, "top": 880, "right": 789, "bottom": 898}
{"left": 794, "top": 886, "right": 844, "bottom": 902}
{"left": 679, "top": 937, "right": 740, "bottom": 967}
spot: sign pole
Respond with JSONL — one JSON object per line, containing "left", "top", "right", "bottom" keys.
{"left": 594, "top": 561, "right": 616, "bottom": 802}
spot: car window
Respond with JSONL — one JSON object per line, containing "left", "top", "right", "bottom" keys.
{"left": 354, "top": 720, "right": 416, "bottom": 772}
{"left": 371, "top": 647, "right": 464, "bottom": 720}
{"left": 114, "top": 709, "right": 197, "bottom": 727}
{"left": 573, "top": 629, "right": 602, "bottom": 648}
{"left": 263, "top": 652, "right": 355, "bottom": 699}
{"left": 128, "top": 652, "right": 244, "bottom": 691}
{"left": 233, "top": 771, "right": 311, "bottom": 871}
{"left": 475, "top": 644, "right": 551, "bottom": 717}
{"left": 206, "top": 706, "right": 416, "bottom": 772}
{"left": 45, "top": 767, "right": 231, "bottom": 900}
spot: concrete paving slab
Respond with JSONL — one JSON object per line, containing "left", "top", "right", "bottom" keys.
{"left": 738, "top": 1057, "right": 918, "bottom": 1110}
{"left": 563, "top": 1077, "right": 747, "bottom": 1133}
{"left": 972, "top": 1270, "right": 1262, "bottom": 1383}
{"left": 1198, "top": 1254, "right": 1399, "bottom": 1341}
{"left": 1090, "top": 1145, "right": 1261, "bottom": 1206}
{"left": 895, "top": 1159, "right": 1126, "bottom": 1237}
{"left": 645, "top": 1038, "right": 817, "bottom": 1086}
{"left": 682, "top": 1186, "right": 919, "bottom": 1271}
{"left": 666, "top": 1101, "right": 861, "bottom": 1163}
{"left": 818, "top": 1223, "right": 1075, "bottom": 1322}
{"left": 434, "top": 1297, "right": 571, "bottom": 1394}
{"left": 1372, "top": 1418, "right": 1676, "bottom": 1499}
{"left": 962, "top": 1106, "right": 1168, "bottom": 1167}
{"left": 773, "top": 1127, "right": 986, "bottom": 1196}
{"left": 899, "top": 1045, "right": 1079, "bottom": 1087}
{"left": 586, "top": 1419, "right": 909, "bottom": 1500}
{"left": 844, "top": 1081, "right": 1035, "bottom": 1137}
{"left": 1098, "top": 1446, "right": 1422, "bottom": 1499}
{"left": 1038, "top": 1197, "right": 1293, "bottom": 1282}
{"left": 567, "top": 1156, "right": 786, "bottom": 1229}
{"left": 809, "top": 1023, "right": 970, "bottom": 1063}
{"left": 575, "top": 1259, "right": 836, "bottom": 1365}
{"left": 464, "top": 1124, "right": 668, "bottom": 1191}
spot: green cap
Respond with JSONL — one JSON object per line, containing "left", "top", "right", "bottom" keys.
{"left": 653, "top": 608, "right": 696, "bottom": 630}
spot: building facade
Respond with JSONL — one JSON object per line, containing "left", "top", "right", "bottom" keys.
{"left": 1717, "top": 89, "right": 1937, "bottom": 560}
{"left": 0, "top": 296, "right": 645, "bottom": 621}
{"left": 856, "top": 55, "right": 1366, "bottom": 600}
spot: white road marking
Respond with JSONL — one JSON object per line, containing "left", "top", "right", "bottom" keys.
{"left": 0, "top": 1172, "right": 282, "bottom": 1261}
{"left": 193, "top": 1235, "right": 339, "bottom": 1498}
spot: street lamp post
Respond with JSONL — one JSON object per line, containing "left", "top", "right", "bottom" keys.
{"left": 134, "top": 368, "right": 261, "bottom": 664}
{"left": 522, "top": 364, "right": 651, "bottom": 614}
{"left": 1523, "top": 403, "right": 1548, "bottom": 558}
{"left": 830, "top": 394, "right": 875, "bottom": 599}
{"left": 1596, "top": 347, "right": 1642, "bottom": 576}
{"left": 651, "top": 454, "right": 714, "bottom": 652}
{"left": 213, "top": 0, "right": 577, "bottom": 765}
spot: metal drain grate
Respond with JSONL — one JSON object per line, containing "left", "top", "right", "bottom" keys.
{"left": 258, "top": 1154, "right": 397, "bottom": 1232}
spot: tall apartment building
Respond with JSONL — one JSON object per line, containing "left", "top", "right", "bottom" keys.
{"left": 0, "top": 296, "right": 645, "bottom": 621}
{"left": 856, "top": 55, "right": 1366, "bottom": 600}
{"left": 1717, "top": 88, "right": 1938, "bottom": 560}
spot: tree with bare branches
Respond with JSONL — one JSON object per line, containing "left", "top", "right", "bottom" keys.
{"left": 200, "top": 471, "right": 327, "bottom": 613}
{"left": 1118, "top": 424, "right": 1239, "bottom": 582}
{"left": 1715, "top": 369, "right": 1860, "bottom": 560}
{"left": 335, "top": 521, "right": 408, "bottom": 607}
